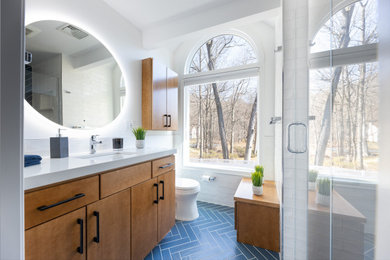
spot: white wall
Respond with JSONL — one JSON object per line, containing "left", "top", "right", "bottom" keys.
{"left": 0, "top": 0, "right": 25, "bottom": 258}
{"left": 171, "top": 20, "right": 278, "bottom": 206}
{"left": 24, "top": 0, "right": 175, "bottom": 156}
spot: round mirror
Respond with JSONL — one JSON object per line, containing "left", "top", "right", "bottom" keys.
{"left": 25, "top": 20, "right": 125, "bottom": 129}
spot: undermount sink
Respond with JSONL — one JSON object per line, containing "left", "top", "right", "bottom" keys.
{"left": 76, "top": 151, "right": 137, "bottom": 159}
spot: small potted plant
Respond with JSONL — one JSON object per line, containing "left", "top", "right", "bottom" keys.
{"left": 251, "top": 165, "right": 264, "bottom": 195}
{"left": 132, "top": 127, "right": 146, "bottom": 149}
{"left": 308, "top": 170, "right": 318, "bottom": 191}
{"left": 316, "top": 178, "right": 331, "bottom": 206}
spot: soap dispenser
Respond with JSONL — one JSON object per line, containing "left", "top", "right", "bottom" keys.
{"left": 50, "top": 128, "right": 69, "bottom": 158}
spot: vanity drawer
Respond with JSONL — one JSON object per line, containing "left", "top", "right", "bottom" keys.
{"left": 25, "top": 176, "right": 99, "bottom": 230}
{"left": 100, "top": 162, "right": 151, "bottom": 198}
{"left": 152, "top": 156, "right": 175, "bottom": 177}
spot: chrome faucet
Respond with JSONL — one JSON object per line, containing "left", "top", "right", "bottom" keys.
{"left": 90, "top": 135, "right": 102, "bottom": 154}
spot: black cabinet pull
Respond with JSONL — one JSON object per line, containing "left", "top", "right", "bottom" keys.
{"left": 37, "top": 193, "right": 85, "bottom": 211}
{"left": 77, "top": 218, "right": 84, "bottom": 254}
{"left": 160, "top": 180, "right": 165, "bottom": 200}
{"left": 167, "top": 115, "right": 172, "bottom": 127}
{"left": 163, "top": 114, "right": 168, "bottom": 127}
{"left": 154, "top": 183, "right": 159, "bottom": 204}
{"left": 93, "top": 211, "right": 100, "bottom": 243}
{"left": 159, "top": 163, "right": 174, "bottom": 169}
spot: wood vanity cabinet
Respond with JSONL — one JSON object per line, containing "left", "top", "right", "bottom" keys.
{"left": 25, "top": 156, "right": 175, "bottom": 260}
{"left": 142, "top": 58, "right": 178, "bottom": 131}
{"left": 132, "top": 156, "right": 176, "bottom": 259}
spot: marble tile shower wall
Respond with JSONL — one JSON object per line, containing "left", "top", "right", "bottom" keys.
{"left": 282, "top": 0, "right": 309, "bottom": 259}
{"left": 24, "top": 133, "right": 174, "bottom": 157}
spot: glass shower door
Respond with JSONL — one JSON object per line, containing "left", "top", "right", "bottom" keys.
{"left": 282, "top": 0, "right": 378, "bottom": 259}
{"left": 307, "top": 0, "right": 378, "bottom": 259}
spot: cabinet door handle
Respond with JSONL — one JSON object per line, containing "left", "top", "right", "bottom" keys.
{"left": 160, "top": 180, "right": 165, "bottom": 200}
{"left": 37, "top": 193, "right": 85, "bottom": 211}
{"left": 93, "top": 211, "right": 100, "bottom": 243}
{"left": 163, "top": 114, "right": 168, "bottom": 127}
{"left": 159, "top": 163, "right": 174, "bottom": 169}
{"left": 167, "top": 115, "right": 172, "bottom": 127}
{"left": 77, "top": 218, "right": 84, "bottom": 254}
{"left": 154, "top": 183, "right": 159, "bottom": 204}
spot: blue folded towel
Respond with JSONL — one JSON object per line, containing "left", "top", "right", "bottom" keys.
{"left": 24, "top": 155, "right": 42, "bottom": 167}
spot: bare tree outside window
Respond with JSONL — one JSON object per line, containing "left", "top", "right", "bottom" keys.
{"left": 187, "top": 35, "right": 258, "bottom": 165}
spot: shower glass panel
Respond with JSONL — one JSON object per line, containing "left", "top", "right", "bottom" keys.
{"left": 308, "top": 0, "right": 378, "bottom": 259}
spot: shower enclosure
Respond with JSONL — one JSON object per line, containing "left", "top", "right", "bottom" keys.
{"left": 281, "top": 0, "right": 378, "bottom": 259}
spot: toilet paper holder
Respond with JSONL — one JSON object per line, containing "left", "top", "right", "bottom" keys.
{"left": 201, "top": 175, "right": 216, "bottom": 182}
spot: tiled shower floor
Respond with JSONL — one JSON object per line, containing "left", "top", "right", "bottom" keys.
{"left": 145, "top": 201, "right": 280, "bottom": 260}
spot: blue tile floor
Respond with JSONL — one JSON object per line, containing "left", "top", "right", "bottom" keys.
{"left": 145, "top": 201, "right": 280, "bottom": 260}
{"left": 364, "top": 233, "right": 375, "bottom": 260}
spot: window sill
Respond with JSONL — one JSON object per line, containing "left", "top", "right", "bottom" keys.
{"left": 182, "top": 162, "right": 253, "bottom": 177}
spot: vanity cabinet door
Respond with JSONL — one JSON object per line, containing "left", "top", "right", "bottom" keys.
{"left": 166, "top": 68, "right": 178, "bottom": 130}
{"left": 87, "top": 189, "right": 131, "bottom": 260}
{"left": 157, "top": 170, "right": 176, "bottom": 241}
{"left": 25, "top": 207, "right": 86, "bottom": 260}
{"left": 131, "top": 178, "right": 158, "bottom": 259}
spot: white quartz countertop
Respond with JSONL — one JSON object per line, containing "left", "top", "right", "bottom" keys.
{"left": 24, "top": 147, "right": 177, "bottom": 191}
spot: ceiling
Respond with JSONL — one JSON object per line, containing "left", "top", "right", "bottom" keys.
{"left": 103, "top": 0, "right": 234, "bottom": 30}
{"left": 102, "top": 0, "right": 281, "bottom": 48}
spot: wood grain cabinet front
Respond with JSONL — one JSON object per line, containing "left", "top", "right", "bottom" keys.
{"left": 131, "top": 169, "right": 176, "bottom": 259}
{"left": 157, "top": 170, "right": 176, "bottom": 241}
{"left": 25, "top": 207, "right": 86, "bottom": 260}
{"left": 131, "top": 178, "right": 159, "bottom": 260}
{"left": 142, "top": 58, "right": 178, "bottom": 131}
{"left": 87, "top": 189, "right": 131, "bottom": 260}
{"left": 25, "top": 176, "right": 99, "bottom": 229}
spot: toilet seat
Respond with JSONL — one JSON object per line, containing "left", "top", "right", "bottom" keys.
{"left": 176, "top": 178, "right": 200, "bottom": 194}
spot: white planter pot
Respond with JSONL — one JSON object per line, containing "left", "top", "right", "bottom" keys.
{"left": 136, "top": 140, "right": 145, "bottom": 149}
{"left": 316, "top": 192, "right": 330, "bottom": 206}
{"left": 252, "top": 185, "right": 263, "bottom": 196}
{"left": 308, "top": 181, "right": 316, "bottom": 191}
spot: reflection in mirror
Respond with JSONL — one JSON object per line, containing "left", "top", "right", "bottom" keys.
{"left": 25, "top": 20, "right": 125, "bottom": 129}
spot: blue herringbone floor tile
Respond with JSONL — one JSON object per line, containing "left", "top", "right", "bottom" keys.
{"left": 145, "top": 201, "right": 280, "bottom": 260}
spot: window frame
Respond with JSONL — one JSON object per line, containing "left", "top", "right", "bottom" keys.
{"left": 181, "top": 34, "right": 261, "bottom": 172}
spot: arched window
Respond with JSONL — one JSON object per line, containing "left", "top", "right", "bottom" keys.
{"left": 183, "top": 34, "right": 260, "bottom": 169}
{"left": 309, "top": 0, "right": 378, "bottom": 176}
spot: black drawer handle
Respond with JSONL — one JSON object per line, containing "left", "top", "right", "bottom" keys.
{"left": 77, "top": 218, "right": 84, "bottom": 254}
{"left": 93, "top": 211, "right": 100, "bottom": 243}
{"left": 160, "top": 180, "right": 165, "bottom": 200}
{"left": 163, "top": 114, "right": 168, "bottom": 127}
{"left": 159, "top": 163, "right": 174, "bottom": 169}
{"left": 154, "top": 183, "right": 159, "bottom": 204}
{"left": 37, "top": 193, "right": 85, "bottom": 211}
{"left": 167, "top": 115, "right": 172, "bottom": 127}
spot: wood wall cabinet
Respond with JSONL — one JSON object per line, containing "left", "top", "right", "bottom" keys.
{"left": 25, "top": 155, "right": 176, "bottom": 260}
{"left": 142, "top": 58, "right": 178, "bottom": 131}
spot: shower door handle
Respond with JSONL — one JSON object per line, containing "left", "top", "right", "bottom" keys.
{"left": 287, "top": 122, "right": 307, "bottom": 154}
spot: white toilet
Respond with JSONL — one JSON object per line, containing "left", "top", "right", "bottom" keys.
{"left": 175, "top": 178, "right": 200, "bottom": 221}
